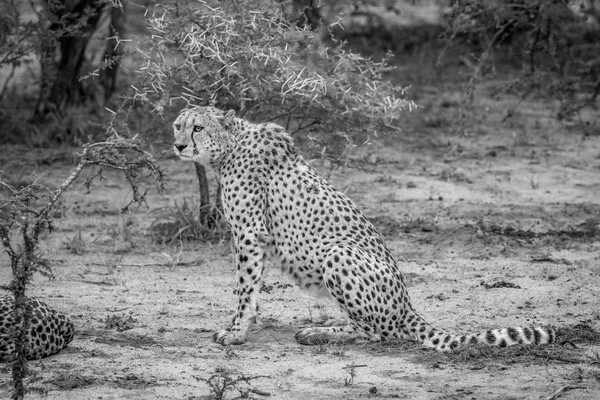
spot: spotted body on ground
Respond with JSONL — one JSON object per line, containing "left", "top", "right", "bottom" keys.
{"left": 0, "top": 295, "right": 75, "bottom": 362}
{"left": 173, "top": 106, "right": 556, "bottom": 351}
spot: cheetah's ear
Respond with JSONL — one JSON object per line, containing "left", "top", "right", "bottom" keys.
{"left": 222, "top": 109, "right": 236, "bottom": 130}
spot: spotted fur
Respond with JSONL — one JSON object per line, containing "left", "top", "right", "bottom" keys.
{"left": 173, "top": 106, "right": 556, "bottom": 351}
{"left": 0, "top": 295, "right": 75, "bottom": 362}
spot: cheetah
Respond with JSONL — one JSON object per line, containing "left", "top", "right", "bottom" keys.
{"left": 173, "top": 106, "right": 556, "bottom": 351}
{"left": 0, "top": 294, "right": 75, "bottom": 362}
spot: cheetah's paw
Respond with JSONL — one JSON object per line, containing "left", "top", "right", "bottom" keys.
{"left": 295, "top": 328, "right": 335, "bottom": 345}
{"left": 213, "top": 329, "right": 247, "bottom": 345}
{"left": 295, "top": 326, "right": 380, "bottom": 345}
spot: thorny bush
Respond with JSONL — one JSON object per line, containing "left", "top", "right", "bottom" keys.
{"left": 0, "top": 136, "right": 164, "bottom": 399}
{"left": 130, "top": 0, "right": 416, "bottom": 160}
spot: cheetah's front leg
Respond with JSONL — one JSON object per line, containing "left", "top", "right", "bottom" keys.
{"left": 213, "top": 231, "right": 266, "bottom": 345}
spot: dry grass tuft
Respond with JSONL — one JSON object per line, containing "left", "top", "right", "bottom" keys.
{"left": 436, "top": 344, "right": 587, "bottom": 367}
{"left": 148, "top": 198, "right": 229, "bottom": 244}
{"left": 557, "top": 322, "right": 600, "bottom": 346}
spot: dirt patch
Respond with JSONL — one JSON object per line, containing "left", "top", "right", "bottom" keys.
{"left": 45, "top": 372, "right": 98, "bottom": 391}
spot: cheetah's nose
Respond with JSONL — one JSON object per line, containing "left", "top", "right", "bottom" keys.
{"left": 174, "top": 144, "right": 187, "bottom": 152}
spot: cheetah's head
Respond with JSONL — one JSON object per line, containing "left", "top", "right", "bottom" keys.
{"left": 173, "top": 106, "right": 235, "bottom": 165}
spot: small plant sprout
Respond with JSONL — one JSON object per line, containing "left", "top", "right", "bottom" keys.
{"left": 65, "top": 229, "right": 86, "bottom": 254}
{"left": 530, "top": 175, "right": 540, "bottom": 190}
{"left": 105, "top": 254, "right": 124, "bottom": 277}
{"left": 193, "top": 367, "right": 270, "bottom": 400}
{"left": 161, "top": 245, "right": 183, "bottom": 271}
{"left": 104, "top": 312, "right": 137, "bottom": 332}
{"left": 343, "top": 363, "right": 367, "bottom": 386}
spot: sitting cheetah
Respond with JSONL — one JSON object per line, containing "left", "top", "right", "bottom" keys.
{"left": 0, "top": 294, "right": 75, "bottom": 362}
{"left": 173, "top": 106, "right": 555, "bottom": 351}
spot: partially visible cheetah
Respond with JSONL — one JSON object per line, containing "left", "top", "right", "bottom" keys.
{"left": 173, "top": 106, "right": 555, "bottom": 351}
{"left": 0, "top": 295, "right": 75, "bottom": 362}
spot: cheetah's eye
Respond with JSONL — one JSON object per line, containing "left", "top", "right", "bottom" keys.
{"left": 193, "top": 125, "right": 204, "bottom": 132}
{"left": 174, "top": 124, "right": 181, "bottom": 130}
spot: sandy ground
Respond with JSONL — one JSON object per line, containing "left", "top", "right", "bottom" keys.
{"left": 1, "top": 91, "right": 600, "bottom": 399}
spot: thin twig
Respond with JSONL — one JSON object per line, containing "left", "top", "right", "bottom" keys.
{"left": 545, "top": 384, "right": 587, "bottom": 400}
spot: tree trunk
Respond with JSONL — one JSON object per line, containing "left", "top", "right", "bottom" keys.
{"left": 35, "top": 7, "right": 58, "bottom": 118}
{"left": 194, "top": 162, "right": 211, "bottom": 225}
{"left": 11, "top": 261, "right": 28, "bottom": 400}
{"left": 194, "top": 162, "right": 224, "bottom": 227}
{"left": 34, "top": 0, "right": 107, "bottom": 120}
{"left": 10, "top": 224, "right": 36, "bottom": 400}
{"left": 99, "top": 5, "right": 127, "bottom": 103}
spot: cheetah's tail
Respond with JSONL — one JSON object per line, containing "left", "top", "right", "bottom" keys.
{"left": 409, "top": 313, "right": 556, "bottom": 352}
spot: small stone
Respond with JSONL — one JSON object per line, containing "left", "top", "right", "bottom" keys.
{"left": 421, "top": 223, "right": 436, "bottom": 232}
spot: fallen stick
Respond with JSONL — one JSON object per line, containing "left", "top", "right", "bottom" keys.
{"left": 545, "top": 384, "right": 587, "bottom": 400}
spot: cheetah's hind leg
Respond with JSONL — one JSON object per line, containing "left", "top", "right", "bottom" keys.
{"left": 295, "top": 245, "right": 388, "bottom": 345}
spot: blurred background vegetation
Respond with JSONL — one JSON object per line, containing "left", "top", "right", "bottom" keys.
{"left": 0, "top": 0, "right": 598, "bottom": 163}
{"left": 1, "top": 0, "right": 598, "bottom": 145}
